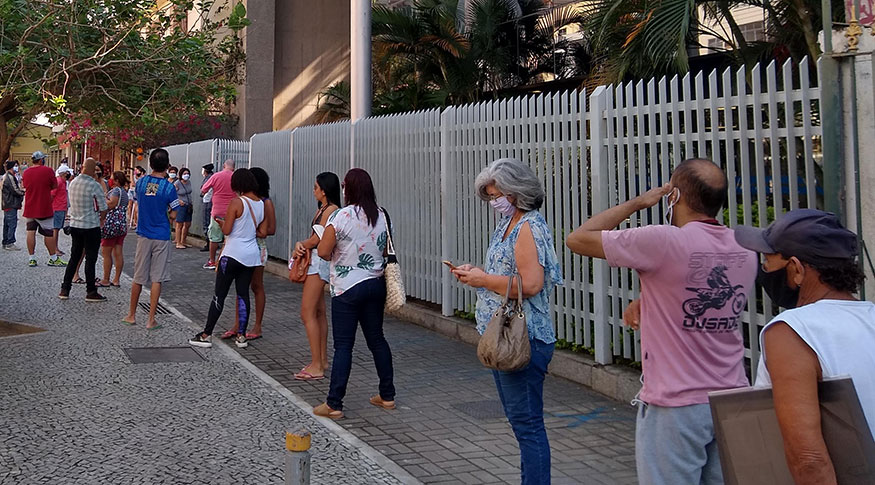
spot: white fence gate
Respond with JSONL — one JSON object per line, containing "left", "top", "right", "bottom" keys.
{"left": 160, "top": 58, "right": 824, "bottom": 374}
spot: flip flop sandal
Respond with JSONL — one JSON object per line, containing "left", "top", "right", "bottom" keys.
{"left": 95, "top": 282, "right": 110, "bottom": 288}
{"left": 245, "top": 333, "right": 262, "bottom": 340}
{"left": 220, "top": 330, "right": 236, "bottom": 340}
{"left": 110, "top": 283, "right": 121, "bottom": 287}
{"left": 146, "top": 324, "right": 163, "bottom": 331}
{"left": 313, "top": 403, "right": 343, "bottom": 420}
{"left": 120, "top": 319, "right": 135, "bottom": 326}
{"left": 295, "top": 371, "right": 325, "bottom": 381}
{"left": 73, "top": 279, "right": 85, "bottom": 284}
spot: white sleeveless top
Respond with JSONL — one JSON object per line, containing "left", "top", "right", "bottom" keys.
{"left": 220, "top": 196, "right": 264, "bottom": 267}
{"left": 755, "top": 299, "right": 875, "bottom": 434}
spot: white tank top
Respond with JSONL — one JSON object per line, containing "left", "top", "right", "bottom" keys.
{"left": 755, "top": 299, "right": 875, "bottom": 435}
{"left": 220, "top": 196, "right": 264, "bottom": 267}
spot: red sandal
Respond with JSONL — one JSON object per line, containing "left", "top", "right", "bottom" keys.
{"left": 219, "top": 330, "right": 236, "bottom": 340}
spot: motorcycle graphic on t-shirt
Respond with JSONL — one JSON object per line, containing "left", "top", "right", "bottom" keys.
{"left": 682, "top": 265, "right": 747, "bottom": 318}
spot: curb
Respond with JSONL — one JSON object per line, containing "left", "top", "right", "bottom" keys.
{"left": 187, "top": 235, "right": 643, "bottom": 404}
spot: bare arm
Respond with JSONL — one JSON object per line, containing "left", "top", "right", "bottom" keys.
{"left": 566, "top": 184, "right": 669, "bottom": 259}
{"left": 453, "top": 222, "right": 545, "bottom": 299}
{"left": 263, "top": 199, "right": 277, "bottom": 236}
{"left": 221, "top": 199, "right": 242, "bottom": 236}
{"left": 764, "top": 323, "right": 835, "bottom": 485}
{"left": 316, "top": 225, "right": 336, "bottom": 260}
{"left": 106, "top": 194, "right": 120, "bottom": 210}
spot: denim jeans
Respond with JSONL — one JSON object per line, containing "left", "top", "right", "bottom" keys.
{"left": 3, "top": 209, "right": 17, "bottom": 246}
{"left": 327, "top": 277, "right": 394, "bottom": 410}
{"left": 492, "top": 338, "right": 554, "bottom": 485}
{"left": 62, "top": 227, "right": 101, "bottom": 293}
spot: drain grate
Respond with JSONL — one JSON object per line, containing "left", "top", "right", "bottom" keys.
{"left": 451, "top": 400, "right": 506, "bottom": 420}
{"left": 137, "top": 301, "right": 173, "bottom": 315}
{"left": 124, "top": 347, "right": 204, "bottom": 364}
{"left": 0, "top": 320, "right": 45, "bottom": 338}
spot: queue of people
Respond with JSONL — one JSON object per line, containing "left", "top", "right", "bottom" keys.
{"left": 6, "top": 145, "right": 870, "bottom": 485}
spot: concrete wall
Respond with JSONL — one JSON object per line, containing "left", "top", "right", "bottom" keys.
{"left": 237, "top": 0, "right": 276, "bottom": 139}
{"left": 273, "top": 0, "right": 350, "bottom": 131}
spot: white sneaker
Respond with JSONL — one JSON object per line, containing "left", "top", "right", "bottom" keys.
{"left": 235, "top": 334, "right": 248, "bottom": 348}
{"left": 188, "top": 333, "right": 212, "bottom": 348}
{"left": 3, "top": 244, "right": 20, "bottom": 251}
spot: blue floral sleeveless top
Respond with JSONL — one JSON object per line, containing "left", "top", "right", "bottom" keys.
{"left": 475, "top": 210, "right": 564, "bottom": 344}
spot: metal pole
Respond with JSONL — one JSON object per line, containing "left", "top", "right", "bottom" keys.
{"left": 350, "top": 0, "right": 372, "bottom": 169}
{"left": 284, "top": 429, "right": 311, "bottom": 485}
{"left": 819, "top": 0, "right": 845, "bottom": 220}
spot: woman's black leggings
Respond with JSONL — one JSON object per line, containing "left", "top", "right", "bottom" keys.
{"left": 203, "top": 256, "right": 254, "bottom": 336}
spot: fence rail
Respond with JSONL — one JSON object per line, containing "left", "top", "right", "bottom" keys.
{"left": 161, "top": 58, "right": 823, "bottom": 376}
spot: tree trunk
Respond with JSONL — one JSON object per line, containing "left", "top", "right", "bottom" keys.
{"left": 792, "top": 0, "right": 822, "bottom": 60}
{"left": 0, "top": 112, "right": 10, "bottom": 163}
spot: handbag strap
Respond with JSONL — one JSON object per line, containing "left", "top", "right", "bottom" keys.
{"left": 242, "top": 196, "right": 257, "bottom": 229}
{"left": 380, "top": 207, "right": 396, "bottom": 256}
{"left": 501, "top": 271, "right": 525, "bottom": 310}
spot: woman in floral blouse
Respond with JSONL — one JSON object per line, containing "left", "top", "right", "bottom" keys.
{"left": 453, "top": 158, "right": 563, "bottom": 485}
{"left": 313, "top": 168, "right": 395, "bottom": 420}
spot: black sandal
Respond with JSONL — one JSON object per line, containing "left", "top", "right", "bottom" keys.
{"left": 73, "top": 278, "right": 85, "bottom": 284}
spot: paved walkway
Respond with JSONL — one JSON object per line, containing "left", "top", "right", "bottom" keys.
{"left": 120, "top": 236, "right": 639, "bottom": 485}
{"left": 0, "top": 227, "right": 410, "bottom": 484}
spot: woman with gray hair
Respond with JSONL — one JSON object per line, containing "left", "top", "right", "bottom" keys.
{"left": 452, "top": 158, "right": 563, "bottom": 485}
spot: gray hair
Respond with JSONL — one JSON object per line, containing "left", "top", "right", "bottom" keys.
{"left": 223, "top": 159, "right": 235, "bottom": 170}
{"left": 474, "top": 158, "right": 544, "bottom": 211}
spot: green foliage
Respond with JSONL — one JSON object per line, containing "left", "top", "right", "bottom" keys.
{"left": 722, "top": 201, "right": 776, "bottom": 228}
{"left": 0, "top": 0, "right": 247, "bottom": 159}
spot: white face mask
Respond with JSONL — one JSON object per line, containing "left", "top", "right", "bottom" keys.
{"left": 663, "top": 188, "right": 680, "bottom": 225}
{"left": 13, "top": 166, "right": 19, "bottom": 173}
{"left": 182, "top": 174, "right": 190, "bottom": 181}
{"left": 168, "top": 172, "right": 177, "bottom": 179}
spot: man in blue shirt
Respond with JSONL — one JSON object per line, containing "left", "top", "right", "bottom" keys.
{"left": 123, "top": 149, "right": 179, "bottom": 329}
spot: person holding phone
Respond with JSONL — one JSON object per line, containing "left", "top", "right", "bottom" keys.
{"left": 173, "top": 167, "right": 193, "bottom": 249}
{"left": 291, "top": 172, "right": 341, "bottom": 380}
{"left": 451, "top": 158, "right": 563, "bottom": 485}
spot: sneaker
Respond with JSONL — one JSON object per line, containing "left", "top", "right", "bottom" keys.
{"left": 58, "top": 288, "right": 69, "bottom": 300}
{"left": 189, "top": 333, "right": 212, "bottom": 348}
{"left": 235, "top": 334, "right": 248, "bottom": 348}
{"left": 203, "top": 260, "right": 216, "bottom": 270}
{"left": 4, "top": 244, "right": 21, "bottom": 251}
{"left": 47, "top": 257, "right": 67, "bottom": 267}
{"left": 85, "top": 292, "right": 107, "bottom": 302}
{"left": 28, "top": 259, "right": 37, "bottom": 267}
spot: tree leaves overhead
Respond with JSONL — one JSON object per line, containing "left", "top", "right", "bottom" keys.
{"left": 0, "top": 0, "right": 246, "bottom": 159}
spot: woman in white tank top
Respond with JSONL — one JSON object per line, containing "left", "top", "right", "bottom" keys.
{"left": 189, "top": 169, "right": 266, "bottom": 350}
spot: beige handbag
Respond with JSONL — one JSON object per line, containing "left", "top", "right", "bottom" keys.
{"left": 381, "top": 208, "right": 406, "bottom": 312}
{"left": 477, "top": 273, "right": 531, "bottom": 372}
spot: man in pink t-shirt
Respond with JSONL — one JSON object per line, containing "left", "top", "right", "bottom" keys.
{"left": 567, "top": 158, "right": 756, "bottom": 485}
{"left": 199, "top": 159, "right": 235, "bottom": 269}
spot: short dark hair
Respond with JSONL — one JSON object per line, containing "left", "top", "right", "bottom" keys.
{"left": 135, "top": 165, "right": 146, "bottom": 174}
{"left": 168, "top": 166, "right": 178, "bottom": 173}
{"left": 809, "top": 258, "right": 865, "bottom": 293}
{"left": 230, "top": 168, "right": 259, "bottom": 194}
{"left": 671, "top": 158, "right": 727, "bottom": 218}
{"left": 112, "top": 171, "right": 129, "bottom": 187}
{"left": 149, "top": 149, "right": 170, "bottom": 172}
{"left": 250, "top": 167, "right": 270, "bottom": 199}
{"left": 179, "top": 167, "right": 190, "bottom": 177}
{"left": 5, "top": 160, "right": 15, "bottom": 171}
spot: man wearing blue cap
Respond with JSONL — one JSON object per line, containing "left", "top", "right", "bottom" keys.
{"left": 22, "top": 151, "right": 65, "bottom": 267}
{"left": 734, "top": 209, "right": 874, "bottom": 485}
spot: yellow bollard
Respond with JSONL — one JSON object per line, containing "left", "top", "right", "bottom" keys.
{"left": 284, "top": 429, "right": 311, "bottom": 484}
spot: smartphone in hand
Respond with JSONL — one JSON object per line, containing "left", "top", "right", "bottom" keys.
{"left": 442, "top": 260, "right": 457, "bottom": 271}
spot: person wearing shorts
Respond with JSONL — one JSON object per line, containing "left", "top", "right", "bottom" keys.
{"left": 200, "top": 159, "right": 235, "bottom": 269}
{"left": 52, "top": 165, "right": 72, "bottom": 255}
{"left": 123, "top": 149, "right": 179, "bottom": 329}
{"left": 22, "top": 151, "right": 64, "bottom": 267}
{"left": 99, "top": 172, "right": 130, "bottom": 287}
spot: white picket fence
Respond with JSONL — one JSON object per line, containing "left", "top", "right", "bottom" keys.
{"left": 163, "top": 58, "right": 824, "bottom": 374}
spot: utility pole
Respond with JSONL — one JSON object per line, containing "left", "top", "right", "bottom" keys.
{"left": 350, "top": 0, "right": 372, "bottom": 168}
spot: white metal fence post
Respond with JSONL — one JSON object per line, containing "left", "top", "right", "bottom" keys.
{"left": 589, "top": 86, "right": 613, "bottom": 365}
{"left": 440, "top": 107, "right": 454, "bottom": 316}
{"left": 288, "top": 129, "right": 296, "bottom": 263}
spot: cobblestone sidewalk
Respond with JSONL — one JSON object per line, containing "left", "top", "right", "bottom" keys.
{"left": 125, "top": 237, "right": 639, "bottom": 485}
{"left": 0, "top": 227, "right": 411, "bottom": 485}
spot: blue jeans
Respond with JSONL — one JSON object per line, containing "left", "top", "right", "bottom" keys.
{"left": 327, "top": 277, "right": 394, "bottom": 410}
{"left": 493, "top": 338, "right": 554, "bottom": 485}
{"left": 3, "top": 209, "right": 17, "bottom": 245}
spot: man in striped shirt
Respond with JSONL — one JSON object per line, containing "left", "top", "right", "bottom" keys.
{"left": 59, "top": 158, "right": 108, "bottom": 301}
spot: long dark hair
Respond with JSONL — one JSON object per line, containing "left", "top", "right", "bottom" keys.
{"left": 343, "top": 168, "right": 378, "bottom": 227}
{"left": 316, "top": 171, "right": 342, "bottom": 209}
{"left": 250, "top": 167, "right": 270, "bottom": 199}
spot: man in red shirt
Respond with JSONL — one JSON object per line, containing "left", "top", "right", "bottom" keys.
{"left": 22, "top": 151, "right": 65, "bottom": 267}
{"left": 200, "top": 159, "right": 235, "bottom": 269}
{"left": 51, "top": 165, "right": 73, "bottom": 255}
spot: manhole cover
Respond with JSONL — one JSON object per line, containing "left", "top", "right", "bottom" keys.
{"left": 0, "top": 320, "right": 45, "bottom": 338}
{"left": 124, "top": 347, "right": 204, "bottom": 364}
{"left": 451, "top": 400, "right": 506, "bottom": 420}
{"left": 137, "top": 301, "right": 173, "bottom": 315}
